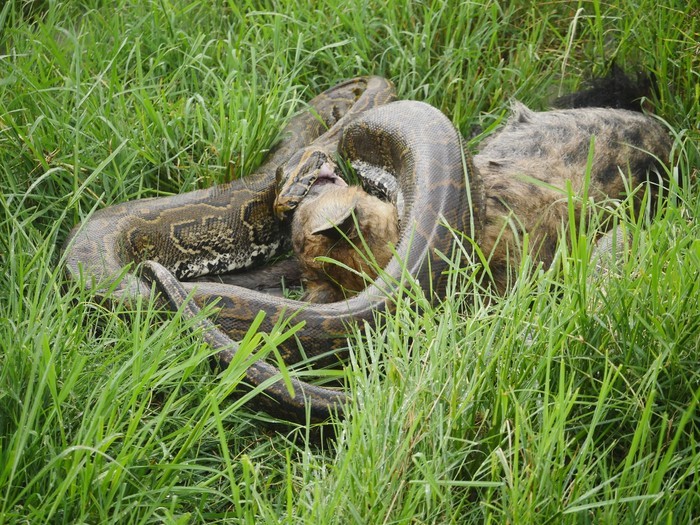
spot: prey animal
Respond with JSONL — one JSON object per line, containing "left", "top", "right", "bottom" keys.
{"left": 473, "top": 101, "right": 670, "bottom": 293}
{"left": 291, "top": 173, "right": 399, "bottom": 303}
{"left": 290, "top": 102, "right": 671, "bottom": 300}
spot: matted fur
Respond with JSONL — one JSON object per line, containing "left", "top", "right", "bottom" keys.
{"left": 474, "top": 102, "right": 671, "bottom": 292}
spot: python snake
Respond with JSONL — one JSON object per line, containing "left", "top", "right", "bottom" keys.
{"left": 64, "top": 77, "right": 479, "bottom": 422}
{"left": 66, "top": 73, "right": 669, "bottom": 423}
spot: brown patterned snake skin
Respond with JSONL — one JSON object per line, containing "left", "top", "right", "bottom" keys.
{"left": 65, "top": 73, "right": 671, "bottom": 423}
{"left": 64, "top": 77, "right": 394, "bottom": 300}
{"left": 64, "top": 77, "right": 478, "bottom": 422}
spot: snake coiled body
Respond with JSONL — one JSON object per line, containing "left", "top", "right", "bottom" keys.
{"left": 178, "top": 100, "right": 474, "bottom": 361}
{"left": 64, "top": 78, "right": 477, "bottom": 421}
{"left": 148, "top": 101, "right": 475, "bottom": 421}
{"left": 64, "top": 77, "right": 395, "bottom": 301}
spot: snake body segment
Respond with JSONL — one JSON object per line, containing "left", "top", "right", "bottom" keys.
{"left": 65, "top": 75, "right": 671, "bottom": 423}
{"left": 64, "top": 78, "right": 476, "bottom": 421}
{"left": 64, "top": 77, "right": 395, "bottom": 301}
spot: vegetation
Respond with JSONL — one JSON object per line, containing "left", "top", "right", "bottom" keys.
{"left": 1, "top": 0, "right": 698, "bottom": 523}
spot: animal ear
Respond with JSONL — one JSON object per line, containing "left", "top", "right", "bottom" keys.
{"left": 311, "top": 205, "right": 357, "bottom": 239}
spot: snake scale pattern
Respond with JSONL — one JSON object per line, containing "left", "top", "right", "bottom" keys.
{"left": 65, "top": 74, "right": 671, "bottom": 423}
{"left": 64, "top": 77, "right": 478, "bottom": 422}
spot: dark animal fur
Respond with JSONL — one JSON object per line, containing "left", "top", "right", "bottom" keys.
{"left": 474, "top": 102, "right": 670, "bottom": 293}
{"left": 553, "top": 65, "right": 656, "bottom": 111}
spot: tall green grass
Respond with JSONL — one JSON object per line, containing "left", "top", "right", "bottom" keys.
{"left": 1, "top": 0, "right": 698, "bottom": 523}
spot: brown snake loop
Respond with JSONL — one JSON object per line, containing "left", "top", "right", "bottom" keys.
{"left": 64, "top": 78, "right": 479, "bottom": 422}
{"left": 64, "top": 77, "right": 395, "bottom": 299}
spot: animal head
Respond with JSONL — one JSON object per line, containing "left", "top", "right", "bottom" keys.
{"left": 292, "top": 184, "right": 399, "bottom": 302}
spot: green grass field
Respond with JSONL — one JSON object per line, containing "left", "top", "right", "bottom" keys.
{"left": 1, "top": 1, "right": 699, "bottom": 523}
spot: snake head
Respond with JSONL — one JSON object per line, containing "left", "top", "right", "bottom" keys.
{"left": 274, "top": 149, "right": 346, "bottom": 221}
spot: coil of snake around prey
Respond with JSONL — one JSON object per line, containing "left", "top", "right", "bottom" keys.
{"left": 64, "top": 77, "right": 479, "bottom": 422}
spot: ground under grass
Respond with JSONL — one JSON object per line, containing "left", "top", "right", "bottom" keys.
{"left": 1, "top": 1, "right": 699, "bottom": 523}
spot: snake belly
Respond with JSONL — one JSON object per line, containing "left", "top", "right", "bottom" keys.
{"left": 63, "top": 76, "right": 396, "bottom": 301}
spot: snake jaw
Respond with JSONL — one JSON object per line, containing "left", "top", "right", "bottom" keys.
{"left": 274, "top": 155, "right": 346, "bottom": 221}
{"left": 306, "top": 162, "right": 348, "bottom": 197}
